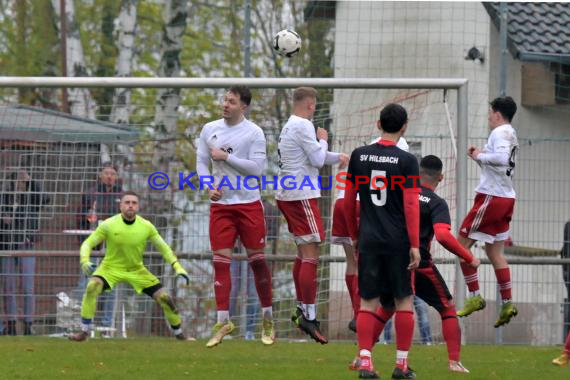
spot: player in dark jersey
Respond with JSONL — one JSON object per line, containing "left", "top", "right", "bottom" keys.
{"left": 347, "top": 155, "right": 481, "bottom": 375}
{"left": 343, "top": 103, "right": 421, "bottom": 379}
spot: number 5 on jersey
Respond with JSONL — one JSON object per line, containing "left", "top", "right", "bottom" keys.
{"left": 370, "top": 169, "right": 387, "bottom": 206}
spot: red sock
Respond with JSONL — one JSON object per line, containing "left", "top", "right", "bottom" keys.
{"left": 395, "top": 310, "right": 414, "bottom": 355}
{"left": 372, "top": 307, "right": 394, "bottom": 342}
{"left": 564, "top": 331, "right": 570, "bottom": 355}
{"left": 293, "top": 256, "right": 303, "bottom": 302}
{"left": 213, "top": 254, "right": 232, "bottom": 310}
{"left": 300, "top": 258, "right": 318, "bottom": 305}
{"left": 495, "top": 267, "right": 512, "bottom": 301}
{"left": 440, "top": 307, "right": 461, "bottom": 362}
{"left": 248, "top": 253, "right": 272, "bottom": 308}
{"left": 345, "top": 274, "right": 359, "bottom": 317}
{"left": 460, "top": 261, "right": 480, "bottom": 293}
{"left": 357, "top": 310, "right": 382, "bottom": 351}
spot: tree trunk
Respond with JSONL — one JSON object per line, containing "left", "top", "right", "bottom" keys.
{"left": 151, "top": 0, "right": 188, "bottom": 280}
{"left": 35, "top": 0, "right": 60, "bottom": 110}
{"left": 52, "top": 0, "right": 96, "bottom": 119}
{"left": 110, "top": 0, "right": 137, "bottom": 125}
{"left": 153, "top": 0, "right": 188, "bottom": 146}
{"left": 14, "top": 0, "right": 31, "bottom": 104}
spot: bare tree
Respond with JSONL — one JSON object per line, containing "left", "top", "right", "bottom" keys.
{"left": 110, "top": 0, "right": 137, "bottom": 125}
{"left": 52, "top": 0, "right": 96, "bottom": 119}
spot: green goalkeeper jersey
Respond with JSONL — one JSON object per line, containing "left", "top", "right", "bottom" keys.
{"left": 80, "top": 214, "right": 177, "bottom": 270}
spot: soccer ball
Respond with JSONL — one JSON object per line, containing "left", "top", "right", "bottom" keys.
{"left": 272, "top": 29, "right": 301, "bottom": 57}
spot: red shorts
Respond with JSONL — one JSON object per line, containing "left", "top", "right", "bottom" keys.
{"left": 277, "top": 198, "right": 325, "bottom": 245}
{"left": 331, "top": 198, "right": 360, "bottom": 245}
{"left": 209, "top": 200, "right": 266, "bottom": 251}
{"left": 459, "top": 193, "right": 515, "bottom": 243}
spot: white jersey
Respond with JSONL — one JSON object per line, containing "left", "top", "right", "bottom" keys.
{"left": 475, "top": 124, "right": 518, "bottom": 198}
{"left": 337, "top": 137, "right": 409, "bottom": 199}
{"left": 197, "top": 118, "right": 266, "bottom": 205}
{"left": 276, "top": 115, "right": 324, "bottom": 201}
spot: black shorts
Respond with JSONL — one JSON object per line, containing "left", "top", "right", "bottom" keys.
{"left": 382, "top": 263, "right": 453, "bottom": 312}
{"left": 415, "top": 264, "right": 453, "bottom": 311}
{"left": 358, "top": 250, "right": 414, "bottom": 301}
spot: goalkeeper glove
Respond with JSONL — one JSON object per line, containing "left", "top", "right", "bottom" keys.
{"left": 172, "top": 261, "right": 190, "bottom": 286}
{"left": 81, "top": 261, "right": 97, "bottom": 276}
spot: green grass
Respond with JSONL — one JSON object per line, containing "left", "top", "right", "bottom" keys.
{"left": 0, "top": 337, "right": 567, "bottom": 380}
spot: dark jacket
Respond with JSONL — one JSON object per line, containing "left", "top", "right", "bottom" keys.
{"left": 0, "top": 178, "right": 50, "bottom": 250}
{"left": 78, "top": 181, "right": 122, "bottom": 231}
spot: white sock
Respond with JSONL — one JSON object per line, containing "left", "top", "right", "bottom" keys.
{"left": 217, "top": 310, "right": 230, "bottom": 324}
{"left": 299, "top": 303, "right": 307, "bottom": 317}
{"left": 359, "top": 349, "right": 371, "bottom": 358}
{"left": 172, "top": 327, "right": 182, "bottom": 335}
{"left": 306, "top": 304, "right": 316, "bottom": 320}
{"left": 262, "top": 306, "right": 273, "bottom": 320}
{"left": 469, "top": 290, "right": 480, "bottom": 297}
{"left": 396, "top": 351, "right": 409, "bottom": 371}
{"left": 81, "top": 319, "right": 92, "bottom": 333}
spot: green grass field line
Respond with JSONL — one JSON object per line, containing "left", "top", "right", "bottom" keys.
{"left": 0, "top": 338, "right": 567, "bottom": 380}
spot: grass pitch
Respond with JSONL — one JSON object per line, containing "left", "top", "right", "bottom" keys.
{"left": 0, "top": 337, "right": 567, "bottom": 380}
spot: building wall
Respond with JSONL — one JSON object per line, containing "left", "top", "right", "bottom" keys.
{"left": 330, "top": 1, "right": 569, "bottom": 344}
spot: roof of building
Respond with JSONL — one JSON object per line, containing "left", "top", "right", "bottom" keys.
{"left": 0, "top": 105, "right": 139, "bottom": 143}
{"left": 484, "top": 2, "right": 570, "bottom": 64}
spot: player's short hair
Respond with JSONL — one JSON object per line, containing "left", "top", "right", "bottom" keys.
{"left": 420, "top": 155, "right": 443, "bottom": 179}
{"left": 379, "top": 103, "right": 408, "bottom": 133}
{"left": 490, "top": 96, "right": 517, "bottom": 122}
{"left": 293, "top": 87, "right": 318, "bottom": 103}
{"left": 228, "top": 86, "right": 252, "bottom": 106}
{"left": 121, "top": 190, "right": 139, "bottom": 200}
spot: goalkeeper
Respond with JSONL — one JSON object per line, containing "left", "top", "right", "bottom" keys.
{"left": 69, "top": 191, "right": 190, "bottom": 341}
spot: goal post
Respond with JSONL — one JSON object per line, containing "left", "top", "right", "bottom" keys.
{"left": 0, "top": 76, "right": 468, "bottom": 339}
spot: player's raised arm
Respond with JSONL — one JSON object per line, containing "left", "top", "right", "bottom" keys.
{"left": 79, "top": 223, "right": 108, "bottom": 276}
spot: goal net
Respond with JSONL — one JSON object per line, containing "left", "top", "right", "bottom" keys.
{"left": 0, "top": 80, "right": 465, "bottom": 342}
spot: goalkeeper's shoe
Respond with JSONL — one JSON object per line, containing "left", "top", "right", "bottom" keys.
{"left": 175, "top": 332, "right": 188, "bottom": 341}
{"left": 391, "top": 366, "right": 416, "bottom": 379}
{"left": 358, "top": 356, "right": 379, "bottom": 379}
{"left": 68, "top": 331, "right": 89, "bottom": 342}
{"left": 205, "top": 321, "right": 235, "bottom": 348}
{"left": 261, "top": 319, "right": 276, "bottom": 345}
{"left": 494, "top": 301, "right": 518, "bottom": 328}
{"left": 457, "top": 294, "right": 486, "bottom": 317}
{"left": 449, "top": 361, "right": 470, "bottom": 373}
{"left": 552, "top": 352, "right": 569, "bottom": 367}
{"left": 349, "top": 357, "right": 362, "bottom": 371}
{"left": 298, "top": 315, "right": 328, "bottom": 344}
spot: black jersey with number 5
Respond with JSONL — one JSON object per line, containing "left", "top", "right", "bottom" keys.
{"left": 346, "top": 141, "right": 420, "bottom": 255}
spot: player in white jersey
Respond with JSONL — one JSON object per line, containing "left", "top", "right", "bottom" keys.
{"left": 196, "top": 86, "right": 274, "bottom": 347}
{"left": 276, "top": 87, "right": 349, "bottom": 344}
{"left": 456, "top": 96, "right": 519, "bottom": 328}
{"left": 331, "top": 137, "right": 409, "bottom": 333}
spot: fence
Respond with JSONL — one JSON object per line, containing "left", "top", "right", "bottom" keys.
{"left": 1, "top": 78, "right": 569, "bottom": 346}
{"left": 1, "top": 250, "right": 569, "bottom": 345}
